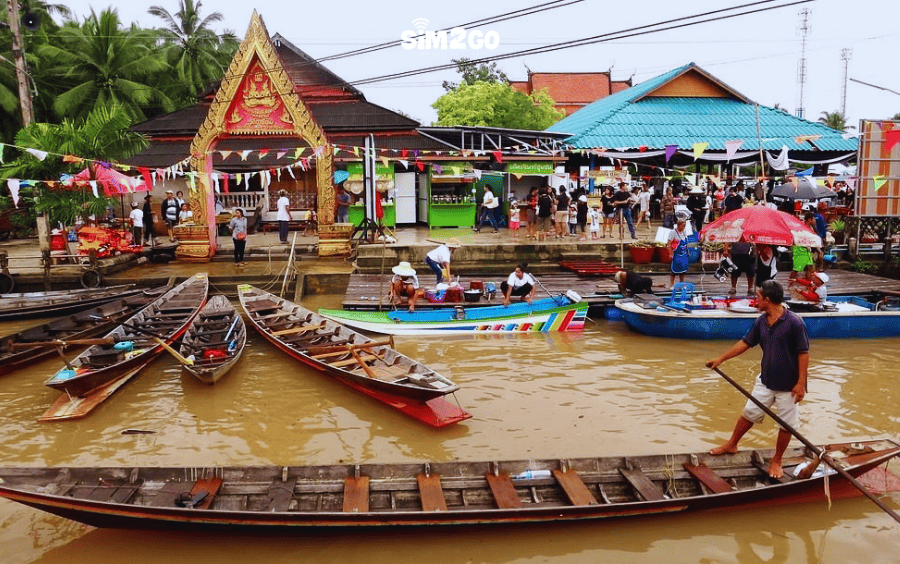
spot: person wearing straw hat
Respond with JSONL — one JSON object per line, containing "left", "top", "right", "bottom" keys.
{"left": 390, "top": 261, "right": 420, "bottom": 312}
{"left": 424, "top": 237, "right": 461, "bottom": 284}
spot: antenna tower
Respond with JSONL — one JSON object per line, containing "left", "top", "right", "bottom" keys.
{"left": 795, "top": 8, "right": 811, "bottom": 119}
{"left": 840, "top": 48, "right": 852, "bottom": 116}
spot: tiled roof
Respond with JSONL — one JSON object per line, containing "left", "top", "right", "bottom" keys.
{"left": 547, "top": 63, "right": 857, "bottom": 153}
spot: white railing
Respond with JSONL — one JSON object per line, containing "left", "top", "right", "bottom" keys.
{"left": 219, "top": 192, "right": 265, "bottom": 211}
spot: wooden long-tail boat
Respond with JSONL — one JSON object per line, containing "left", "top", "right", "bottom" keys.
{"left": 237, "top": 285, "right": 470, "bottom": 427}
{"left": 39, "top": 274, "right": 208, "bottom": 421}
{"left": 179, "top": 295, "right": 246, "bottom": 385}
{"left": 0, "top": 284, "right": 145, "bottom": 321}
{"left": 0, "top": 439, "right": 895, "bottom": 530}
{"left": 0, "top": 286, "right": 169, "bottom": 377}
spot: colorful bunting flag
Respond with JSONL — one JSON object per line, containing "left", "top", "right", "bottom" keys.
{"left": 873, "top": 175, "right": 888, "bottom": 191}
{"left": 724, "top": 140, "right": 743, "bottom": 161}
{"left": 7, "top": 179, "right": 19, "bottom": 207}
{"left": 885, "top": 130, "right": 900, "bottom": 154}
{"left": 664, "top": 145, "right": 678, "bottom": 164}
{"left": 692, "top": 142, "right": 709, "bottom": 161}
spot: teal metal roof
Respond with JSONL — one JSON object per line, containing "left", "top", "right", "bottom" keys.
{"left": 547, "top": 63, "right": 857, "bottom": 153}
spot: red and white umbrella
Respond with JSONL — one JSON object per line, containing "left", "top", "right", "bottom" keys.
{"left": 700, "top": 205, "right": 821, "bottom": 247}
{"left": 73, "top": 164, "right": 147, "bottom": 196}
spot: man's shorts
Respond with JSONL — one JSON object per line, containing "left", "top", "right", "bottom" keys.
{"left": 537, "top": 215, "right": 552, "bottom": 231}
{"left": 741, "top": 375, "right": 799, "bottom": 429}
{"left": 731, "top": 253, "right": 756, "bottom": 277}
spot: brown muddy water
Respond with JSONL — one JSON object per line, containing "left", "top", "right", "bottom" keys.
{"left": 0, "top": 293, "right": 898, "bottom": 563}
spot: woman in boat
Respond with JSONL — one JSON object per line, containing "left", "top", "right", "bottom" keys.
{"left": 501, "top": 263, "right": 537, "bottom": 306}
{"left": 667, "top": 217, "right": 691, "bottom": 288}
{"left": 390, "top": 261, "right": 419, "bottom": 312}
{"left": 228, "top": 208, "right": 248, "bottom": 267}
{"left": 424, "top": 237, "right": 461, "bottom": 284}
{"left": 793, "top": 264, "right": 828, "bottom": 303}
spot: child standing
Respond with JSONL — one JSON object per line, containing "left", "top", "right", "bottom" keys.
{"left": 508, "top": 201, "right": 520, "bottom": 238}
{"left": 588, "top": 204, "right": 601, "bottom": 240}
{"left": 568, "top": 202, "right": 578, "bottom": 236}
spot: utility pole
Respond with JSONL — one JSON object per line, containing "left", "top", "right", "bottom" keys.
{"left": 840, "top": 48, "right": 852, "bottom": 116}
{"left": 6, "top": 0, "right": 34, "bottom": 126}
{"left": 795, "top": 8, "right": 811, "bottom": 119}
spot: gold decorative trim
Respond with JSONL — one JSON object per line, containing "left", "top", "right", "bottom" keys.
{"left": 189, "top": 10, "right": 334, "bottom": 259}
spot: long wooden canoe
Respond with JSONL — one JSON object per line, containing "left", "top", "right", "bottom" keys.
{"left": 237, "top": 285, "right": 470, "bottom": 427}
{"left": 42, "top": 274, "right": 208, "bottom": 401}
{"left": 179, "top": 295, "right": 246, "bottom": 385}
{"left": 0, "top": 284, "right": 145, "bottom": 321}
{"left": 0, "top": 439, "right": 895, "bottom": 530}
{"left": 0, "top": 286, "right": 168, "bottom": 377}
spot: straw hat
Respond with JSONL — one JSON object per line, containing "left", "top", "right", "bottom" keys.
{"left": 689, "top": 186, "right": 705, "bottom": 194}
{"left": 165, "top": 190, "right": 174, "bottom": 194}
{"left": 392, "top": 261, "right": 416, "bottom": 276}
{"left": 614, "top": 271, "right": 626, "bottom": 283}
{"left": 445, "top": 237, "right": 462, "bottom": 248}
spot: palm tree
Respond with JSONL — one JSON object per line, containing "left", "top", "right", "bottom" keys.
{"left": 892, "top": 112, "right": 900, "bottom": 121}
{"left": 37, "top": 8, "right": 174, "bottom": 123}
{"left": 148, "top": 0, "right": 236, "bottom": 102}
{"left": 817, "top": 110, "right": 855, "bottom": 133}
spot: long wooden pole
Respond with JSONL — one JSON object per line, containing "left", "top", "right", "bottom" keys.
{"left": 6, "top": 0, "right": 34, "bottom": 125}
{"left": 711, "top": 367, "right": 900, "bottom": 525}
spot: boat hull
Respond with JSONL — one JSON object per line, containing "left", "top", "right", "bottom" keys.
{"left": 179, "top": 295, "right": 246, "bottom": 385}
{"left": 319, "top": 297, "right": 588, "bottom": 336}
{"left": 615, "top": 296, "right": 900, "bottom": 339}
{"left": 0, "top": 439, "right": 895, "bottom": 530}
{"left": 0, "top": 285, "right": 143, "bottom": 321}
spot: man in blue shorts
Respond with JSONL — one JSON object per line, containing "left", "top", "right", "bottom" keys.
{"left": 706, "top": 280, "right": 809, "bottom": 478}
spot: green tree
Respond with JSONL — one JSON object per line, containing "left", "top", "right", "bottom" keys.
{"left": 37, "top": 8, "right": 174, "bottom": 123}
{"left": 817, "top": 110, "right": 854, "bottom": 133}
{"left": 891, "top": 112, "right": 900, "bottom": 120}
{"left": 442, "top": 58, "right": 510, "bottom": 91}
{"left": 148, "top": 0, "right": 237, "bottom": 104}
{"left": 432, "top": 82, "right": 563, "bottom": 130}
{"left": 0, "top": 104, "right": 148, "bottom": 226}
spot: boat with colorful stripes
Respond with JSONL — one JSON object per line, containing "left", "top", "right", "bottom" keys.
{"left": 319, "top": 294, "right": 587, "bottom": 336}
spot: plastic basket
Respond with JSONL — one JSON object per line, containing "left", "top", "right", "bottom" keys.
{"left": 425, "top": 290, "right": 446, "bottom": 304}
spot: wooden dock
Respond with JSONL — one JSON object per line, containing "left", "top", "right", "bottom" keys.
{"left": 341, "top": 269, "right": 900, "bottom": 311}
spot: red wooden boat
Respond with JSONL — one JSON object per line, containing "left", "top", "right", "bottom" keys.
{"left": 237, "top": 285, "right": 470, "bottom": 427}
{"left": 42, "top": 274, "right": 209, "bottom": 399}
{"left": 559, "top": 260, "right": 621, "bottom": 276}
{"left": 0, "top": 439, "right": 895, "bottom": 530}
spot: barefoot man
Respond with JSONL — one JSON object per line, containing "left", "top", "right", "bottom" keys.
{"left": 705, "top": 280, "right": 809, "bottom": 478}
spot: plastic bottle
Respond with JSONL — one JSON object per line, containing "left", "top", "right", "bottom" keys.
{"left": 513, "top": 469, "right": 552, "bottom": 480}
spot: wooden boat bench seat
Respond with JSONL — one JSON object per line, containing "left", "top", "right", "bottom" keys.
{"left": 266, "top": 478, "right": 297, "bottom": 512}
{"left": 151, "top": 476, "right": 222, "bottom": 509}
{"left": 243, "top": 299, "right": 281, "bottom": 313}
{"left": 683, "top": 463, "right": 734, "bottom": 493}
{"left": 343, "top": 475, "right": 370, "bottom": 513}
{"left": 484, "top": 472, "right": 523, "bottom": 509}
{"left": 553, "top": 469, "right": 599, "bottom": 506}
{"left": 618, "top": 464, "right": 666, "bottom": 501}
{"left": 70, "top": 478, "right": 142, "bottom": 503}
{"left": 417, "top": 473, "right": 447, "bottom": 512}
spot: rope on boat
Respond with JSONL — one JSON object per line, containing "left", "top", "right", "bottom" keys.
{"left": 663, "top": 453, "right": 679, "bottom": 498}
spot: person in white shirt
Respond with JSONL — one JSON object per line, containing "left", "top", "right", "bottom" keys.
{"left": 501, "top": 262, "right": 537, "bottom": 306}
{"left": 636, "top": 184, "right": 652, "bottom": 229}
{"left": 390, "top": 261, "right": 420, "bottom": 312}
{"left": 424, "top": 237, "right": 461, "bottom": 283}
{"left": 276, "top": 189, "right": 291, "bottom": 244}
{"left": 588, "top": 204, "right": 601, "bottom": 239}
{"left": 475, "top": 186, "right": 499, "bottom": 232}
{"left": 178, "top": 203, "right": 193, "bottom": 224}
{"left": 128, "top": 202, "right": 143, "bottom": 245}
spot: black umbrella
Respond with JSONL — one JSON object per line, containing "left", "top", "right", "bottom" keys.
{"left": 771, "top": 177, "right": 836, "bottom": 200}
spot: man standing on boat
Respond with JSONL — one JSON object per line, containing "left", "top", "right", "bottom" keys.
{"left": 706, "top": 280, "right": 809, "bottom": 478}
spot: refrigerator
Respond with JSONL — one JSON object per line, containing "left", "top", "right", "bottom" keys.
{"left": 394, "top": 172, "right": 417, "bottom": 224}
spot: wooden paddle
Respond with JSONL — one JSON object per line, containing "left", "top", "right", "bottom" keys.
{"left": 10, "top": 338, "right": 116, "bottom": 349}
{"left": 711, "top": 366, "right": 900, "bottom": 525}
{"left": 150, "top": 337, "right": 193, "bottom": 366}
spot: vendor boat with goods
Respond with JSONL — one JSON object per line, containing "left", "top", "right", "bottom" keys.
{"left": 318, "top": 291, "right": 587, "bottom": 336}
{"left": 0, "top": 439, "right": 895, "bottom": 530}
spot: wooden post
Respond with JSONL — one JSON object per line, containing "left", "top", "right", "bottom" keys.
{"left": 6, "top": 0, "right": 34, "bottom": 126}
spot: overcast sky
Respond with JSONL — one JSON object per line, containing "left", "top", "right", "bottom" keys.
{"left": 60, "top": 0, "right": 899, "bottom": 132}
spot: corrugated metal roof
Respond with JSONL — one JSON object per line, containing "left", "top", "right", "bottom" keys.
{"left": 547, "top": 63, "right": 857, "bottom": 153}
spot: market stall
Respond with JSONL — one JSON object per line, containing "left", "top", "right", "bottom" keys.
{"left": 428, "top": 162, "right": 476, "bottom": 228}
{"left": 344, "top": 162, "right": 396, "bottom": 227}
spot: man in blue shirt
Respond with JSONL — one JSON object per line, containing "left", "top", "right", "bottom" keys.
{"left": 706, "top": 280, "right": 810, "bottom": 478}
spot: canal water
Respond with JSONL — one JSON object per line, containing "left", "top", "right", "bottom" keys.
{"left": 0, "top": 293, "right": 898, "bottom": 563}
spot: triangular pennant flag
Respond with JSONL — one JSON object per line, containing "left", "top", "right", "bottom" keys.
{"left": 240, "top": 150, "right": 251, "bottom": 161}
{"left": 416, "top": 161, "right": 424, "bottom": 172}
{"left": 637, "top": 146, "right": 648, "bottom": 153}
{"left": 885, "top": 130, "right": 900, "bottom": 154}
{"left": 258, "top": 149, "right": 270, "bottom": 160}
{"left": 664, "top": 145, "right": 678, "bottom": 164}
{"left": 796, "top": 166, "right": 815, "bottom": 177}
{"left": 492, "top": 151, "right": 503, "bottom": 163}
{"left": 473, "top": 169, "right": 482, "bottom": 179}
{"left": 211, "top": 173, "right": 219, "bottom": 193}
{"left": 513, "top": 174, "right": 524, "bottom": 180}
{"left": 873, "top": 175, "right": 888, "bottom": 191}
{"left": 236, "top": 173, "right": 242, "bottom": 185}
{"left": 380, "top": 156, "right": 389, "bottom": 167}
{"left": 62, "top": 154, "right": 83, "bottom": 163}
{"left": 188, "top": 172, "right": 196, "bottom": 192}
{"left": 434, "top": 164, "right": 443, "bottom": 174}
{"left": 222, "top": 174, "right": 229, "bottom": 194}
{"left": 692, "top": 142, "right": 709, "bottom": 161}
{"left": 219, "top": 150, "right": 232, "bottom": 160}
{"left": 399, "top": 159, "right": 408, "bottom": 168}
{"left": 352, "top": 146, "right": 359, "bottom": 157}
{"left": 7, "top": 179, "right": 19, "bottom": 207}
{"left": 276, "top": 168, "right": 282, "bottom": 181}
{"left": 25, "top": 148, "right": 48, "bottom": 161}
{"left": 724, "top": 139, "right": 743, "bottom": 161}
{"left": 286, "top": 166, "right": 295, "bottom": 179}
{"left": 401, "top": 149, "right": 408, "bottom": 158}
{"left": 294, "top": 147, "right": 304, "bottom": 159}
{"left": 276, "top": 150, "right": 287, "bottom": 160}
{"left": 89, "top": 180, "right": 98, "bottom": 197}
